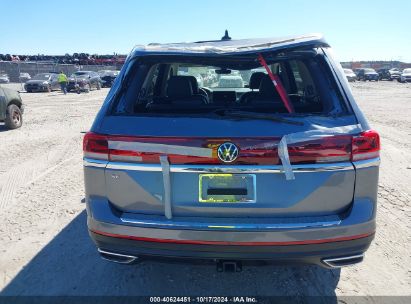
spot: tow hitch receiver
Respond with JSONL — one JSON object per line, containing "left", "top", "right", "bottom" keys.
{"left": 217, "top": 260, "right": 242, "bottom": 272}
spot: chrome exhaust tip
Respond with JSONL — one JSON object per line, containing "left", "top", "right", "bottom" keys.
{"left": 98, "top": 248, "right": 138, "bottom": 264}
{"left": 322, "top": 254, "right": 364, "bottom": 268}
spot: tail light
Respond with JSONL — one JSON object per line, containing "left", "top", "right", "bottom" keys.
{"left": 351, "top": 130, "right": 380, "bottom": 161}
{"left": 83, "top": 133, "right": 109, "bottom": 160}
{"left": 288, "top": 135, "right": 352, "bottom": 164}
{"left": 83, "top": 130, "right": 380, "bottom": 165}
{"left": 288, "top": 130, "right": 380, "bottom": 164}
{"left": 83, "top": 132, "right": 216, "bottom": 164}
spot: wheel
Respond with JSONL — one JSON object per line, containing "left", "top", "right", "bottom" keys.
{"left": 5, "top": 104, "right": 23, "bottom": 129}
{"left": 96, "top": 82, "right": 101, "bottom": 90}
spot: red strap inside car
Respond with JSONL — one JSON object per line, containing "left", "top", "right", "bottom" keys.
{"left": 257, "top": 54, "right": 294, "bottom": 113}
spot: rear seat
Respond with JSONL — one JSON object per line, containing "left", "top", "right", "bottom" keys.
{"left": 239, "top": 72, "right": 265, "bottom": 103}
{"left": 148, "top": 76, "right": 208, "bottom": 109}
{"left": 182, "top": 76, "right": 209, "bottom": 102}
{"left": 246, "top": 75, "right": 288, "bottom": 112}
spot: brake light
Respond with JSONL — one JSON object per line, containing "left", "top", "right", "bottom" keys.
{"left": 288, "top": 135, "right": 352, "bottom": 164}
{"left": 83, "top": 132, "right": 109, "bottom": 160}
{"left": 351, "top": 130, "right": 380, "bottom": 161}
{"left": 83, "top": 131, "right": 380, "bottom": 165}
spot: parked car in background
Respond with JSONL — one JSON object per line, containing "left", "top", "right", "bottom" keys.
{"left": 388, "top": 68, "right": 402, "bottom": 81}
{"left": 67, "top": 71, "right": 102, "bottom": 93}
{"left": 98, "top": 70, "right": 119, "bottom": 88}
{"left": 356, "top": 68, "right": 379, "bottom": 81}
{"left": 343, "top": 68, "right": 356, "bottom": 82}
{"left": 377, "top": 68, "right": 391, "bottom": 80}
{"left": 399, "top": 68, "right": 411, "bottom": 83}
{"left": 218, "top": 75, "right": 244, "bottom": 88}
{"left": 84, "top": 34, "right": 379, "bottom": 269}
{"left": 0, "top": 74, "right": 10, "bottom": 83}
{"left": 24, "top": 73, "right": 60, "bottom": 92}
{"left": 0, "top": 86, "right": 24, "bottom": 129}
{"left": 19, "top": 73, "right": 31, "bottom": 83}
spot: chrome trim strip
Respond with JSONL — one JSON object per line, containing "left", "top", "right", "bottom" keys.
{"left": 120, "top": 215, "right": 341, "bottom": 230}
{"left": 83, "top": 158, "right": 108, "bottom": 168}
{"left": 322, "top": 254, "right": 364, "bottom": 268}
{"left": 353, "top": 157, "right": 380, "bottom": 169}
{"left": 97, "top": 248, "right": 138, "bottom": 264}
{"left": 105, "top": 162, "right": 353, "bottom": 173}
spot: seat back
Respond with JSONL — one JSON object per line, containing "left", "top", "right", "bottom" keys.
{"left": 165, "top": 76, "right": 207, "bottom": 105}
{"left": 247, "top": 75, "right": 289, "bottom": 112}
{"left": 239, "top": 72, "right": 265, "bottom": 103}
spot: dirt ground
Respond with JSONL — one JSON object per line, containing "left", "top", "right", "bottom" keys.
{"left": 0, "top": 81, "right": 410, "bottom": 298}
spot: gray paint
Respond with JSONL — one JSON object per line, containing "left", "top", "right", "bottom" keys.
{"left": 83, "top": 35, "right": 379, "bottom": 263}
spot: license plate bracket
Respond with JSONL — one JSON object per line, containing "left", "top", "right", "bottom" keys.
{"left": 199, "top": 174, "right": 256, "bottom": 203}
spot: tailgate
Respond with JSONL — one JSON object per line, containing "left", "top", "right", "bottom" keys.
{"left": 91, "top": 115, "right": 359, "bottom": 218}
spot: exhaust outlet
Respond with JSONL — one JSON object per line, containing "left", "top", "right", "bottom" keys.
{"left": 322, "top": 254, "right": 364, "bottom": 268}
{"left": 98, "top": 248, "right": 138, "bottom": 264}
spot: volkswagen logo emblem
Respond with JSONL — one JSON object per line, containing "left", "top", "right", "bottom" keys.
{"left": 217, "top": 142, "right": 239, "bottom": 163}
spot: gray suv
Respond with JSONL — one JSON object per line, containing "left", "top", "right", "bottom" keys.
{"left": 83, "top": 34, "right": 380, "bottom": 269}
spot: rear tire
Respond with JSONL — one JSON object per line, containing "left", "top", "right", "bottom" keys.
{"left": 5, "top": 104, "right": 23, "bottom": 129}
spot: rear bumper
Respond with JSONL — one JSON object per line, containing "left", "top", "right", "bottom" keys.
{"left": 67, "top": 82, "right": 88, "bottom": 91}
{"left": 87, "top": 194, "right": 376, "bottom": 267}
{"left": 89, "top": 229, "right": 374, "bottom": 267}
{"left": 85, "top": 157, "right": 379, "bottom": 266}
{"left": 25, "top": 85, "right": 48, "bottom": 92}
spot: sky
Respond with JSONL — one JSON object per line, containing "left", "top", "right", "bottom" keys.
{"left": 1, "top": 0, "right": 410, "bottom": 62}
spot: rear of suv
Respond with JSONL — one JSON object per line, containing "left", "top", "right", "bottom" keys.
{"left": 83, "top": 34, "right": 380, "bottom": 268}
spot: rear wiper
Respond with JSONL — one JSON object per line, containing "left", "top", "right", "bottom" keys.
{"left": 214, "top": 110, "right": 304, "bottom": 126}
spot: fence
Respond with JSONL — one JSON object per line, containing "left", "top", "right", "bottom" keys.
{"left": 0, "top": 61, "right": 120, "bottom": 82}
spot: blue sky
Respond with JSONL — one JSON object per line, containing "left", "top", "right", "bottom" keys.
{"left": 1, "top": 0, "right": 410, "bottom": 62}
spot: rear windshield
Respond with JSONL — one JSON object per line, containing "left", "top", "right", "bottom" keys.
{"left": 112, "top": 52, "right": 349, "bottom": 116}
{"left": 364, "top": 68, "right": 376, "bottom": 73}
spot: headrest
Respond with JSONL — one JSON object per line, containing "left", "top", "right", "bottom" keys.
{"left": 184, "top": 76, "right": 199, "bottom": 93}
{"left": 258, "top": 75, "right": 281, "bottom": 99}
{"left": 167, "top": 76, "right": 193, "bottom": 98}
{"left": 249, "top": 72, "right": 265, "bottom": 89}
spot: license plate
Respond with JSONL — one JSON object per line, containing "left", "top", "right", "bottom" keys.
{"left": 199, "top": 174, "right": 256, "bottom": 203}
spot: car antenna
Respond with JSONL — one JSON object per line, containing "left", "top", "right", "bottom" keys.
{"left": 221, "top": 30, "right": 231, "bottom": 41}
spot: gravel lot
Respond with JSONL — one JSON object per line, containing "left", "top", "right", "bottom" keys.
{"left": 0, "top": 81, "right": 410, "bottom": 298}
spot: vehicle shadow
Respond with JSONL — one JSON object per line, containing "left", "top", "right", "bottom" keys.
{"left": 1, "top": 210, "right": 340, "bottom": 300}
{"left": 0, "top": 124, "right": 9, "bottom": 132}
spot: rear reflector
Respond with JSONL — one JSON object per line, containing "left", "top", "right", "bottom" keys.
{"left": 83, "top": 130, "right": 380, "bottom": 165}
{"left": 91, "top": 229, "right": 374, "bottom": 246}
